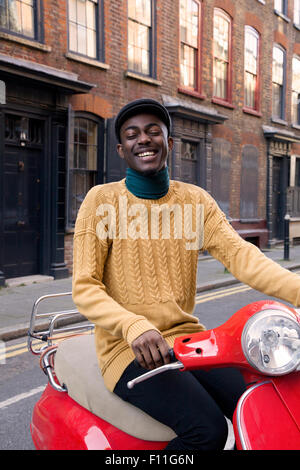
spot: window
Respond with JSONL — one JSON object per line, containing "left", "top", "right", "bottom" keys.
{"left": 5, "top": 115, "right": 42, "bottom": 146}
{"left": 244, "top": 27, "right": 259, "bottom": 110}
{"left": 240, "top": 145, "right": 259, "bottom": 219}
{"left": 68, "top": 116, "right": 99, "bottom": 226}
{"left": 295, "top": 0, "right": 300, "bottom": 25}
{"left": 288, "top": 156, "right": 300, "bottom": 217}
{"left": 128, "top": 0, "right": 154, "bottom": 76}
{"left": 274, "top": 0, "right": 287, "bottom": 15}
{"left": 292, "top": 56, "right": 300, "bottom": 125}
{"left": 213, "top": 9, "right": 231, "bottom": 102}
{"left": 296, "top": 158, "right": 300, "bottom": 186}
{"left": 0, "top": 0, "right": 37, "bottom": 39}
{"left": 179, "top": 0, "right": 201, "bottom": 91}
{"left": 68, "top": 0, "right": 101, "bottom": 59}
{"left": 212, "top": 138, "right": 231, "bottom": 215}
{"left": 272, "top": 45, "right": 286, "bottom": 119}
{"left": 180, "top": 140, "right": 199, "bottom": 185}
{"left": 290, "top": 155, "right": 300, "bottom": 186}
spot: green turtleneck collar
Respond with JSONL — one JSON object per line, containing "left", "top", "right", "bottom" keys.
{"left": 125, "top": 166, "right": 170, "bottom": 199}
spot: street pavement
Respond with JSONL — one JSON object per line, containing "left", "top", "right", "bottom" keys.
{"left": 0, "top": 243, "right": 300, "bottom": 341}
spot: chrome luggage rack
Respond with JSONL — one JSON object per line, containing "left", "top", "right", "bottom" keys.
{"left": 27, "top": 292, "right": 94, "bottom": 392}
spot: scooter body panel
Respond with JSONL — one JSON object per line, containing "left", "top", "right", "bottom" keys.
{"left": 29, "top": 299, "right": 300, "bottom": 450}
{"left": 234, "top": 373, "right": 300, "bottom": 450}
{"left": 31, "top": 384, "right": 168, "bottom": 450}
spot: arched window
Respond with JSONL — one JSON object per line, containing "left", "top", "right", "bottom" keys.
{"left": 179, "top": 0, "right": 201, "bottom": 92}
{"left": 213, "top": 8, "right": 232, "bottom": 103}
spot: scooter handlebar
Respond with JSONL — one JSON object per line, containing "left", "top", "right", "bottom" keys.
{"left": 133, "top": 348, "right": 176, "bottom": 367}
{"left": 127, "top": 349, "right": 183, "bottom": 389}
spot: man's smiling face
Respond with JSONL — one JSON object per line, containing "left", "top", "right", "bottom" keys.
{"left": 117, "top": 113, "right": 173, "bottom": 176}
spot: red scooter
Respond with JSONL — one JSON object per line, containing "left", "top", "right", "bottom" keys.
{"left": 28, "top": 294, "right": 300, "bottom": 450}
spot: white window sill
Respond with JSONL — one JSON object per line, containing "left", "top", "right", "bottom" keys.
{"left": 65, "top": 52, "right": 110, "bottom": 70}
{"left": 274, "top": 9, "right": 291, "bottom": 23}
{"left": 0, "top": 31, "right": 51, "bottom": 52}
{"left": 125, "top": 70, "right": 162, "bottom": 86}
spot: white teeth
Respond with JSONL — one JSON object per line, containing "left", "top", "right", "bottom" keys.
{"left": 137, "top": 151, "right": 155, "bottom": 157}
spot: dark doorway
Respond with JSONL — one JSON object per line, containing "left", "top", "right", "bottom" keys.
{"left": 3, "top": 114, "right": 43, "bottom": 278}
{"left": 272, "top": 156, "right": 289, "bottom": 240}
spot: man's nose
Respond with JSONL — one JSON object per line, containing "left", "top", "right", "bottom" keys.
{"left": 137, "top": 131, "right": 151, "bottom": 144}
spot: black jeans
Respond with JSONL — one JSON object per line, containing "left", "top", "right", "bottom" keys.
{"left": 114, "top": 361, "right": 246, "bottom": 450}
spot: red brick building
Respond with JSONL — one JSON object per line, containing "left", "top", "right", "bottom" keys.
{"left": 1, "top": 0, "right": 300, "bottom": 283}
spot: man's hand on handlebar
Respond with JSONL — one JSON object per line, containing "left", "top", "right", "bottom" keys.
{"left": 131, "top": 330, "right": 172, "bottom": 370}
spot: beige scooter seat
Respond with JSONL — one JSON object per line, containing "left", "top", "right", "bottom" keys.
{"left": 54, "top": 334, "right": 176, "bottom": 442}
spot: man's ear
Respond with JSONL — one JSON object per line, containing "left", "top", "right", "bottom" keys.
{"left": 117, "top": 143, "right": 125, "bottom": 159}
{"left": 168, "top": 137, "right": 174, "bottom": 152}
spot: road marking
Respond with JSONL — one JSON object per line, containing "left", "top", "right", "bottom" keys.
{"left": 195, "top": 269, "right": 300, "bottom": 304}
{"left": 195, "top": 285, "right": 252, "bottom": 304}
{"left": 0, "top": 346, "right": 43, "bottom": 360}
{"left": 5, "top": 339, "right": 43, "bottom": 352}
{"left": 0, "top": 339, "right": 46, "bottom": 362}
{"left": 0, "top": 385, "right": 45, "bottom": 410}
{"left": 0, "top": 332, "right": 92, "bottom": 361}
{"left": 196, "top": 283, "right": 247, "bottom": 299}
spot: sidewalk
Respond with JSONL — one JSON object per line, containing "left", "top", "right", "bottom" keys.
{"left": 0, "top": 244, "right": 299, "bottom": 341}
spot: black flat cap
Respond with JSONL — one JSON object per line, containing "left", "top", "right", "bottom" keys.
{"left": 115, "top": 98, "right": 171, "bottom": 142}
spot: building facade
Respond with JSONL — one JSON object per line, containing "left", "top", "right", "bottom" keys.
{"left": 1, "top": 0, "right": 300, "bottom": 284}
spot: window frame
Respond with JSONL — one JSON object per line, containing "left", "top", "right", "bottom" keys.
{"left": 240, "top": 144, "right": 259, "bottom": 220}
{"left": 291, "top": 55, "right": 300, "bottom": 125}
{"left": 212, "top": 8, "right": 233, "bottom": 106}
{"left": 127, "top": 0, "right": 157, "bottom": 78}
{"left": 274, "top": 0, "right": 288, "bottom": 16}
{"left": 178, "top": 0, "right": 203, "bottom": 98}
{"left": 243, "top": 26, "right": 260, "bottom": 114}
{"left": 290, "top": 155, "right": 300, "bottom": 186}
{"left": 67, "top": 0, "right": 105, "bottom": 62}
{"left": 66, "top": 112, "right": 103, "bottom": 229}
{"left": 0, "top": 0, "right": 43, "bottom": 42}
{"left": 294, "top": 0, "right": 300, "bottom": 26}
{"left": 272, "top": 44, "right": 286, "bottom": 121}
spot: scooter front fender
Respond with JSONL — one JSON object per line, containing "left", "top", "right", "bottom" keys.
{"left": 233, "top": 372, "right": 300, "bottom": 450}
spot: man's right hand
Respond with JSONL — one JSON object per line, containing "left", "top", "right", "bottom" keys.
{"left": 131, "top": 330, "right": 171, "bottom": 370}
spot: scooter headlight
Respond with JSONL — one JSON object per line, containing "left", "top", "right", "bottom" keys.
{"left": 241, "top": 308, "right": 300, "bottom": 375}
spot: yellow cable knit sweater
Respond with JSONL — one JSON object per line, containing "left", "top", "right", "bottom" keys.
{"left": 72, "top": 179, "right": 300, "bottom": 392}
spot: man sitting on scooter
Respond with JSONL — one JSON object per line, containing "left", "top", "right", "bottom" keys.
{"left": 72, "top": 98, "right": 300, "bottom": 450}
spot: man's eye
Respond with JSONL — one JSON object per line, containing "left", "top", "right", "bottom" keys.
{"left": 126, "top": 133, "right": 137, "bottom": 139}
{"left": 149, "top": 128, "right": 161, "bottom": 135}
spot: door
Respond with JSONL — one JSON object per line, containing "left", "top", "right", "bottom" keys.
{"left": 272, "top": 156, "right": 289, "bottom": 240}
{"left": 3, "top": 115, "right": 43, "bottom": 278}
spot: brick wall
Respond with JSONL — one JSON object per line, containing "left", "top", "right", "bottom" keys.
{"left": 2, "top": 0, "right": 300, "bottom": 269}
